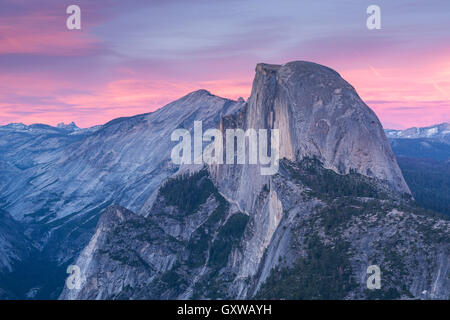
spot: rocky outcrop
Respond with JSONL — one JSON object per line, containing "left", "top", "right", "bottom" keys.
{"left": 209, "top": 61, "right": 411, "bottom": 296}
{"left": 60, "top": 171, "right": 243, "bottom": 300}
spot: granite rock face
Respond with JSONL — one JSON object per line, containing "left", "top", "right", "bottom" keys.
{"left": 209, "top": 61, "right": 411, "bottom": 296}
{"left": 247, "top": 62, "right": 410, "bottom": 194}
{"left": 59, "top": 62, "right": 448, "bottom": 300}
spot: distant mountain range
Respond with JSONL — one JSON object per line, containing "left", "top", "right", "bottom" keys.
{"left": 384, "top": 123, "right": 450, "bottom": 218}
{"left": 385, "top": 123, "right": 450, "bottom": 143}
{"left": 6, "top": 120, "right": 448, "bottom": 145}
{"left": 384, "top": 123, "right": 450, "bottom": 161}
{"left": 0, "top": 61, "right": 448, "bottom": 300}
{"left": 0, "top": 122, "right": 102, "bottom": 136}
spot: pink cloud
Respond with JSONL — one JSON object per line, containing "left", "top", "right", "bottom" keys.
{"left": 0, "top": 7, "right": 102, "bottom": 56}
{"left": 0, "top": 71, "right": 253, "bottom": 127}
{"left": 340, "top": 50, "right": 450, "bottom": 128}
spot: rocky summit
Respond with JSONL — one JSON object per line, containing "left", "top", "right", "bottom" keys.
{"left": 1, "top": 61, "right": 448, "bottom": 300}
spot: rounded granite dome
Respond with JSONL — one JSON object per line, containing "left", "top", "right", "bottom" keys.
{"left": 248, "top": 60, "right": 410, "bottom": 195}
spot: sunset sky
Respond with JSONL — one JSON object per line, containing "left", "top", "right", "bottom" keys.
{"left": 0, "top": 0, "right": 449, "bottom": 129}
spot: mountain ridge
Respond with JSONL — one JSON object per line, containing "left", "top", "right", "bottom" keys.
{"left": 0, "top": 88, "right": 241, "bottom": 300}
{"left": 385, "top": 123, "right": 450, "bottom": 143}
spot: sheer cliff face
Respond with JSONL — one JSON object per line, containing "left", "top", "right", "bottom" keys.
{"left": 247, "top": 62, "right": 409, "bottom": 194}
{"left": 210, "top": 61, "right": 411, "bottom": 294}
